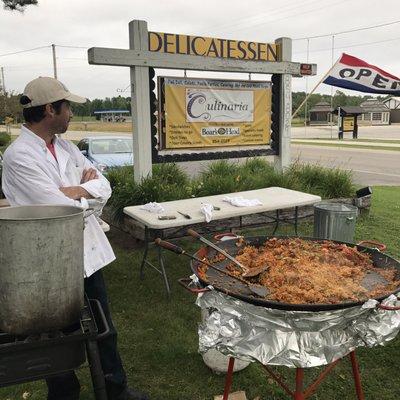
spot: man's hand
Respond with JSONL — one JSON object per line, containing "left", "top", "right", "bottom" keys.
{"left": 60, "top": 186, "right": 93, "bottom": 200}
{"left": 81, "top": 168, "right": 98, "bottom": 184}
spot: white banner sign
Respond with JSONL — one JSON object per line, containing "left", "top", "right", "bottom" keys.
{"left": 186, "top": 88, "right": 254, "bottom": 122}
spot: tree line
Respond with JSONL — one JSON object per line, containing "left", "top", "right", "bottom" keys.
{"left": 0, "top": 94, "right": 131, "bottom": 122}
{"left": 292, "top": 90, "right": 390, "bottom": 119}
{"left": 0, "top": 91, "right": 390, "bottom": 123}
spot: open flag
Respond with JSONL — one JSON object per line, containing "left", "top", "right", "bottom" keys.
{"left": 323, "top": 53, "right": 400, "bottom": 95}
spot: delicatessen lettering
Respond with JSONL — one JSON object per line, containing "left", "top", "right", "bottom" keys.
{"left": 149, "top": 31, "right": 278, "bottom": 62}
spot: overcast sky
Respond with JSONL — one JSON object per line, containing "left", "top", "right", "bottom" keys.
{"left": 0, "top": 0, "right": 399, "bottom": 100}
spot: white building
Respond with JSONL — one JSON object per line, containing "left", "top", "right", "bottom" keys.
{"left": 358, "top": 99, "right": 390, "bottom": 125}
{"left": 382, "top": 97, "right": 400, "bottom": 123}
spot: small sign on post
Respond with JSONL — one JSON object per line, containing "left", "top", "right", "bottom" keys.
{"left": 339, "top": 115, "right": 357, "bottom": 139}
{"left": 335, "top": 106, "right": 362, "bottom": 140}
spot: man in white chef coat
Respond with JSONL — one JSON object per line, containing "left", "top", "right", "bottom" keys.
{"left": 2, "top": 77, "right": 149, "bottom": 400}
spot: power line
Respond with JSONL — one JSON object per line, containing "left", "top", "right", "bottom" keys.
{"left": 294, "top": 19, "right": 400, "bottom": 40}
{"left": 198, "top": 0, "right": 321, "bottom": 35}
{"left": 57, "top": 57, "right": 87, "bottom": 61}
{"left": 55, "top": 44, "right": 89, "bottom": 49}
{"left": 230, "top": 0, "right": 348, "bottom": 34}
{"left": 0, "top": 44, "right": 87, "bottom": 60}
{"left": 293, "top": 36, "right": 400, "bottom": 55}
{"left": 0, "top": 45, "right": 51, "bottom": 58}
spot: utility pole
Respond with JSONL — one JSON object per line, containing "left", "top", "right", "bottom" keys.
{"left": 51, "top": 44, "right": 58, "bottom": 79}
{"left": 0, "top": 67, "right": 7, "bottom": 124}
{"left": 304, "top": 38, "right": 310, "bottom": 136}
{"left": 1, "top": 67, "right": 6, "bottom": 95}
{"left": 330, "top": 35, "right": 335, "bottom": 139}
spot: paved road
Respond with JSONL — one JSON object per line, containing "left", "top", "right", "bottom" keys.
{"left": 290, "top": 145, "right": 400, "bottom": 186}
{"left": 292, "top": 124, "right": 400, "bottom": 140}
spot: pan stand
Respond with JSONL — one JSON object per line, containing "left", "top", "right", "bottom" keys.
{"left": 222, "top": 350, "right": 364, "bottom": 400}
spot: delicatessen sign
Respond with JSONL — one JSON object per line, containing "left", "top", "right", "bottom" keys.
{"left": 149, "top": 31, "right": 279, "bottom": 62}
{"left": 159, "top": 77, "right": 272, "bottom": 149}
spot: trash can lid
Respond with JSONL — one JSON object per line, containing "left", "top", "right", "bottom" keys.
{"left": 314, "top": 202, "right": 358, "bottom": 213}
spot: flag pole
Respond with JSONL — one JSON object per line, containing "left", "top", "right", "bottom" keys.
{"left": 330, "top": 35, "right": 335, "bottom": 138}
{"left": 292, "top": 55, "right": 341, "bottom": 119}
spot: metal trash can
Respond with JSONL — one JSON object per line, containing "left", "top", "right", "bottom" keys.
{"left": 313, "top": 202, "right": 358, "bottom": 243}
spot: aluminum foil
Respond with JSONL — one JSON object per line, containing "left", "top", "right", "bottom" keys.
{"left": 195, "top": 284, "right": 400, "bottom": 368}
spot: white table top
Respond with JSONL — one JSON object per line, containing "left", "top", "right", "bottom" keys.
{"left": 123, "top": 187, "right": 321, "bottom": 230}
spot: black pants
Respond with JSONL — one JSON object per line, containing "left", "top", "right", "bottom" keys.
{"left": 46, "top": 270, "right": 127, "bottom": 400}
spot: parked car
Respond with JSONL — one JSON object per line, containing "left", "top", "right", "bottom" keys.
{"left": 77, "top": 136, "right": 134, "bottom": 174}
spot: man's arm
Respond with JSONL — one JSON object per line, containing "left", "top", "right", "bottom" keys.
{"left": 59, "top": 186, "right": 92, "bottom": 200}
{"left": 60, "top": 167, "right": 98, "bottom": 200}
{"left": 3, "top": 160, "right": 87, "bottom": 207}
{"left": 68, "top": 143, "right": 112, "bottom": 201}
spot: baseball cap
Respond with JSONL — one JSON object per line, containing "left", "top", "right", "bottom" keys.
{"left": 21, "top": 76, "right": 87, "bottom": 108}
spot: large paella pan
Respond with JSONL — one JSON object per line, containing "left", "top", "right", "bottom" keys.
{"left": 189, "top": 235, "right": 400, "bottom": 312}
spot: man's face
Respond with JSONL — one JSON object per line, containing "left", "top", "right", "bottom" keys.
{"left": 51, "top": 101, "right": 73, "bottom": 134}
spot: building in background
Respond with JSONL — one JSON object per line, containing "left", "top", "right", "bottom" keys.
{"left": 309, "top": 102, "right": 334, "bottom": 125}
{"left": 93, "top": 109, "right": 130, "bottom": 122}
{"left": 383, "top": 97, "right": 400, "bottom": 123}
{"left": 358, "top": 99, "right": 390, "bottom": 125}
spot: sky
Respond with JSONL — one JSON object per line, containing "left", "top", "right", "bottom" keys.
{"left": 0, "top": 0, "right": 399, "bottom": 100}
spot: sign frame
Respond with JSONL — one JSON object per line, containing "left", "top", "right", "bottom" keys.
{"left": 157, "top": 75, "right": 272, "bottom": 152}
{"left": 152, "top": 74, "right": 277, "bottom": 164}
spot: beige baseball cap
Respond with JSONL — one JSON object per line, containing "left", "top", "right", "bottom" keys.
{"left": 21, "top": 76, "right": 87, "bottom": 108}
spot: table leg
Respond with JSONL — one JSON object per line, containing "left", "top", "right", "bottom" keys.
{"left": 158, "top": 246, "right": 171, "bottom": 297}
{"left": 294, "top": 206, "right": 298, "bottom": 236}
{"left": 272, "top": 209, "right": 280, "bottom": 235}
{"left": 139, "top": 227, "right": 150, "bottom": 280}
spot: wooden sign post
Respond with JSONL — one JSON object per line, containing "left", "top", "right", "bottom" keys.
{"left": 88, "top": 20, "right": 316, "bottom": 182}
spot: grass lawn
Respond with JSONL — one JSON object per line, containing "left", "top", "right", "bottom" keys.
{"left": 1, "top": 187, "right": 399, "bottom": 400}
{"left": 291, "top": 118, "right": 306, "bottom": 127}
{"left": 68, "top": 121, "right": 132, "bottom": 132}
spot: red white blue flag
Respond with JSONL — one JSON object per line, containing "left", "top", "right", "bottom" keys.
{"left": 323, "top": 53, "right": 400, "bottom": 95}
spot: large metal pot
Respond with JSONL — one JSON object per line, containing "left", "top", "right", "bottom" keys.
{"left": 0, "top": 205, "right": 84, "bottom": 334}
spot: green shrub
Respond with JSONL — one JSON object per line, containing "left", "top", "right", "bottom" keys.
{"left": 137, "top": 163, "right": 191, "bottom": 204}
{"left": 285, "top": 161, "right": 355, "bottom": 198}
{"left": 108, "top": 163, "right": 192, "bottom": 221}
{"left": 0, "top": 132, "right": 11, "bottom": 146}
{"left": 194, "top": 160, "right": 241, "bottom": 196}
{"left": 107, "top": 165, "right": 134, "bottom": 189}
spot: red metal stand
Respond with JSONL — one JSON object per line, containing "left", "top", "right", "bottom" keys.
{"left": 222, "top": 351, "right": 365, "bottom": 400}
{"left": 222, "top": 357, "right": 236, "bottom": 400}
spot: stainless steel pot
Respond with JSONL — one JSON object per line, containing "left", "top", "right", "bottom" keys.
{"left": 0, "top": 205, "right": 84, "bottom": 334}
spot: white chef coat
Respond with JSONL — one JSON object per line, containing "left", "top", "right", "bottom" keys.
{"left": 2, "top": 125, "right": 116, "bottom": 277}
